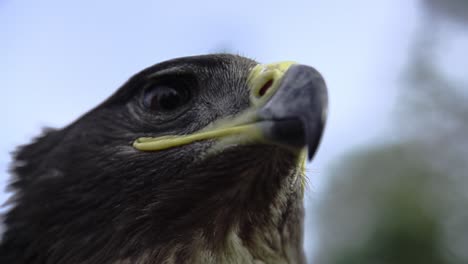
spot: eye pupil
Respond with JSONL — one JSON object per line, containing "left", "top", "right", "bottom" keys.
{"left": 155, "top": 88, "right": 180, "bottom": 110}
{"left": 144, "top": 85, "right": 188, "bottom": 112}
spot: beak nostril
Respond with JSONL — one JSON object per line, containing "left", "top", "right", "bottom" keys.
{"left": 258, "top": 79, "right": 273, "bottom": 97}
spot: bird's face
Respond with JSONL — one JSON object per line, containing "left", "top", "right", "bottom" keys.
{"left": 7, "top": 54, "right": 327, "bottom": 259}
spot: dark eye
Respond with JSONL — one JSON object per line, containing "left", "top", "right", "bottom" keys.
{"left": 143, "top": 85, "right": 190, "bottom": 112}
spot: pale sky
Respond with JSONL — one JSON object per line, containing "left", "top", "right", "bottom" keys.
{"left": 1, "top": 0, "right": 423, "bottom": 260}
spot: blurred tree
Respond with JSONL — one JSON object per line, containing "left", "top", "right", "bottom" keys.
{"left": 312, "top": 1, "right": 468, "bottom": 263}
{"left": 423, "top": 0, "right": 468, "bottom": 25}
{"left": 314, "top": 144, "right": 462, "bottom": 264}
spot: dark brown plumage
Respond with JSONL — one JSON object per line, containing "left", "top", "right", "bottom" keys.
{"left": 0, "top": 54, "right": 327, "bottom": 264}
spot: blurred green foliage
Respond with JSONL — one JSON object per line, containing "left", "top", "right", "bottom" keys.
{"left": 312, "top": 1, "right": 468, "bottom": 263}
{"left": 314, "top": 144, "right": 467, "bottom": 264}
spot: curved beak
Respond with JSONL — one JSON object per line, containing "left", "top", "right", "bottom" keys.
{"left": 254, "top": 64, "right": 328, "bottom": 160}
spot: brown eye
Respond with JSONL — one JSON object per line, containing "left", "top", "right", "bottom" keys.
{"left": 143, "top": 85, "right": 190, "bottom": 112}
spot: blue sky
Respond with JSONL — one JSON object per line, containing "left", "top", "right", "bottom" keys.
{"left": 1, "top": 0, "right": 424, "bottom": 259}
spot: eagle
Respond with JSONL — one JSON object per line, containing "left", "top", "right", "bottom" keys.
{"left": 0, "top": 54, "right": 328, "bottom": 264}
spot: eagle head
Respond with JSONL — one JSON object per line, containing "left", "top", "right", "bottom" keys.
{"left": 1, "top": 54, "right": 327, "bottom": 264}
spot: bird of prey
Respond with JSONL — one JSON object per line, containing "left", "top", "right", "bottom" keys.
{"left": 0, "top": 54, "right": 328, "bottom": 264}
